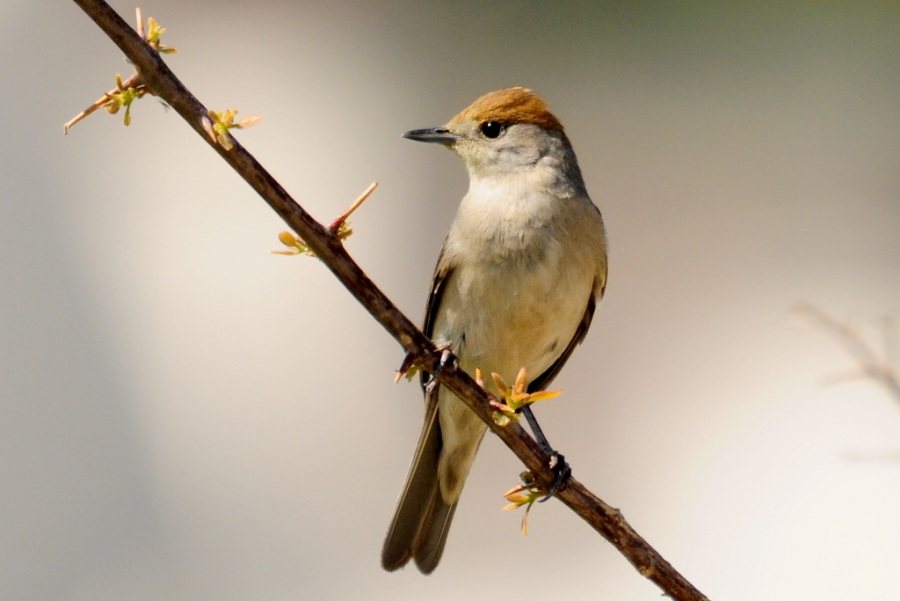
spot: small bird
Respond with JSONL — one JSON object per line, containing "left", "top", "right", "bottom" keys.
{"left": 382, "top": 87, "right": 608, "bottom": 573}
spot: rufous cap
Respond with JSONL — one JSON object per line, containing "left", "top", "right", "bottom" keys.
{"left": 447, "top": 87, "right": 564, "bottom": 132}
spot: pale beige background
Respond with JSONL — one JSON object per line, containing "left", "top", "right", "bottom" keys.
{"left": 3, "top": 2, "right": 899, "bottom": 600}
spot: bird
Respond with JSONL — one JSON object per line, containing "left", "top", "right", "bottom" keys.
{"left": 382, "top": 87, "right": 608, "bottom": 573}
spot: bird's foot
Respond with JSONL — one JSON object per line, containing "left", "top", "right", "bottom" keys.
{"left": 424, "top": 345, "right": 456, "bottom": 392}
{"left": 540, "top": 451, "right": 571, "bottom": 501}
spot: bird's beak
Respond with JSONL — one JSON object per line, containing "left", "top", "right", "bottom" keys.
{"left": 403, "top": 127, "right": 461, "bottom": 145}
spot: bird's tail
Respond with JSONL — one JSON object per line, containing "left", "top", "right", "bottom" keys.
{"left": 382, "top": 400, "right": 458, "bottom": 573}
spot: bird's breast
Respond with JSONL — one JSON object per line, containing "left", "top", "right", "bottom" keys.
{"left": 433, "top": 189, "right": 597, "bottom": 385}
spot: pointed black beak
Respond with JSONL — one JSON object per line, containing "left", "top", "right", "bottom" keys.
{"left": 402, "top": 127, "right": 461, "bottom": 145}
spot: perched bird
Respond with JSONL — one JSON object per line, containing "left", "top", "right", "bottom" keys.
{"left": 382, "top": 87, "right": 608, "bottom": 573}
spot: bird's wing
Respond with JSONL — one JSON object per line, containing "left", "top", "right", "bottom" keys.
{"left": 419, "top": 245, "right": 453, "bottom": 391}
{"left": 528, "top": 275, "right": 603, "bottom": 393}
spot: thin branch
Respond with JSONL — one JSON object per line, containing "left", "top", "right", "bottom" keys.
{"left": 795, "top": 303, "right": 900, "bottom": 404}
{"left": 67, "top": 2, "right": 708, "bottom": 599}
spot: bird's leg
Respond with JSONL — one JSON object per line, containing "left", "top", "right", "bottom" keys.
{"left": 520, "top": 405, "right": 571, "bottom": 500}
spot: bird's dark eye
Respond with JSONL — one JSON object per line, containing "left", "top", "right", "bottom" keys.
{"left": 479, "top": 121, "right": 504, "bottom": 139}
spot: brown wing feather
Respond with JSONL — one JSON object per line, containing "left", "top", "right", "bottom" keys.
{"left": 420, "top": 250, "right": 452, "bottom": 389}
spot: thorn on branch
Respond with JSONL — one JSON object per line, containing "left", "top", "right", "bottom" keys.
{"left": 273, "top": 182, "right": 378, "bottom": 257}
{"left": 395, "top": 353, "right": 420, "bottom": 383}
{"left": 329, "top": 182, "right": 378, "bottom": 232}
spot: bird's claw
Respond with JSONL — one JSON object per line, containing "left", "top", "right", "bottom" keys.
{"left": 539, "top": 451, "right": 571, "bottom": 502}
{"left": 424, "top": 347, "right": 456, "bottom": 391}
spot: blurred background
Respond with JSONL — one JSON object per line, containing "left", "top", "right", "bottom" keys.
{"left": 3, "top": 1, "right": 899, "bottom": 599}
